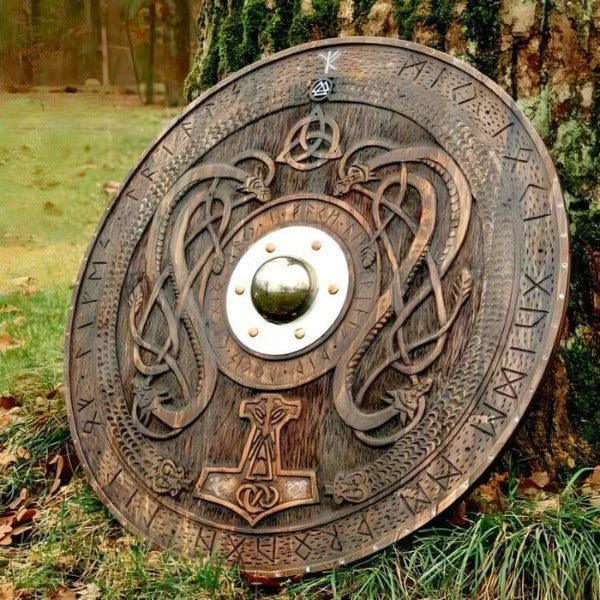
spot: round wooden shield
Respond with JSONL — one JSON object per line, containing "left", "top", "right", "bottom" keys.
{"left": 66, "top": 38, "right": 569, "bottom": 577}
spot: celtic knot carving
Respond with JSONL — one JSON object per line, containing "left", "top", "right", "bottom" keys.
{"left": 128, "top": 150, "right": 276, "bottom": 440}
{"left": 195, "top": 394, "right": 318, "bottom": 526}
{"left": 68, "top": 39, "right": 568, "bottom": 576}
{"left": 151, "top": 459, "right": 192, "bottom": 497}
{"left": 332, "top": 141, "right": 473, "bottom": 447}
{"left": 276, "top": 106, "right": 342, "bottom": 170}
{"left": 125, "top": 104, "right": 473, "bottom": 510}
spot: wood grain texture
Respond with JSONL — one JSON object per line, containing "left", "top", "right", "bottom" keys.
{"left": 65, "top": 38, "right": 569, "bottom": 577}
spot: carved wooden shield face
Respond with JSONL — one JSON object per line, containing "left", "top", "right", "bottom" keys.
{"left": 66, "top": 38, "right": 569, "bottom": 577}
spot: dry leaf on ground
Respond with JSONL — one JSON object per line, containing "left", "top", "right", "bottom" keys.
{"left": 15, "top": 447, "right": 30, "bottom": 460}
{"left": 518, "top": 471, "right": 557, "bottom": 497}
{"left": 468, "top": 472, "right": 509, "bottom": 514}
{"left": 0, "top": 583, "right": 15, "bottom": 600}
{"left": 49, "top": 587, "right": 77, "bottom": 600}
{"left": 102, "top": 180, "right": 120, "bottom": 196}
{"left": 582, "top": 466, "right": 600, "bottom": 508}
{"left": 48, "top": 450, "right": 79, "bottom": 494}
{"left": 8, "top": 489, "right": 29, "bottom": 511}
{"left": 0, "top": 452, "right": 17, "bottom": 468}
{"left": 448, "top": 500, "right": 468, "bottom": 526}
{"left": 0, "top": 305, "right": 19, "bottom": 314}
{"left": 0, "top": 332, "right": 21, "bottom": 353}
{"left": 73, "top": 583, "right": 102, "bottom": 600}
{"left": 9, "top": 276, "right": 38, "bottom": 296}
{"left": 0, "top": 396, "right": 18, "bottom": 411}
{"left": 46, "top": 386, "right": 65, "bottom": 400}
{"left": 0, "top": 505, "right": 39, "bottom": 546}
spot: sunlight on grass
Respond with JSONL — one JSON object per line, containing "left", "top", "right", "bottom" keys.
{"left": 0, "top": 91, "right": 174, "bottom": 290}
{"left": 0, "top": 288, "right": 69, "bottom": 396}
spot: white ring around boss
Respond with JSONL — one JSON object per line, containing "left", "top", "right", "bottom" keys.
{"left": 225, "top": 225, "right": 351, "bottom": 357}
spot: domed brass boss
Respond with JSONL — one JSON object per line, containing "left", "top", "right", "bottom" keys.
{"left": 251, "top": 257, "right": 316, "bottom": 324}
{"left": 225, "top": 225, "right": 350, "bottom": 357}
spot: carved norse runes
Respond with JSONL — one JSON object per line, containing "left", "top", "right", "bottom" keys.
{"left": 194, "top": 395, "right": 318, "bottom": 526}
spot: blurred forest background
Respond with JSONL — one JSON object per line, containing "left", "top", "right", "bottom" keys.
{"left": 0, "top": 0, "right": 200, "bottom": 105}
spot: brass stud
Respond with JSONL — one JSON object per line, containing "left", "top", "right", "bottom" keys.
{"left": 311, "top": 240, "right": 322, "bottom": 251}
{"left": 248, "top": 327, "right": 259, "bottom": 337}
{"left": 294, "top": 328, "right": 305, "bottom": 339}
{"left": 235, "top": 285, "right": 245, "bottom": 295}
{"left": 265, "top": 242, "right": 276, "bottom": 253}
{"left": 328, "top": 283, "right": 339, "bottom": 295}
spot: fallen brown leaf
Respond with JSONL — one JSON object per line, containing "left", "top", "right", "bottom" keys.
{"left": 0, "top": 505, "right": 39, "bottom": 546}
{"left": 49, "top": 587, "right": 77, "bottom": 600}
{"left": 73, "top": 583, "right": 102, "bottom": 600}
{"left": 468, "top": 472, "right": 509, "bottom": 514}
{"left": 0, "top": 523, "right": 12, "bottom": 538}
{"left": 530, "top": 495, "right": 560, "bottom": 515}
{"left": 0, "top": 332, "right": 20, "bottom": 353}
{"left": 76, "top": 162, "right": 100, "bottom": 177}
{"left": 0, "top": 396, "right": 18, "bottom": 410}
{"left": 15, "top": 447, "right": 30, "bottom": 460}
{"left": 582, "top": 466, "right": 600, "bottom": 508}
{"left": 48, "top": 450, "right": 78, "bottom": 494}
{"left": 0, "top": 305, "right": 19, "bottom": 314}
{"left": 9, "top": 276, "right": 38, "bottom": 296}
{"left": 46, "top": 386, "right": 65, "bottom": 400}
{"left": 15, "top": 507, "right": 38, "bottom": 525}
{"left": 103, "top": 180, "right": 120, "bottom": 196}
{"left": 8, "top": 488, "right": 28, "bottom": 511}
{"left": 0, "top": 582, "right": 15, "bottom": 600}
{"left": 9, "top": 523, "right": 32, "bottom": 537}
{"left": 448, "top": 500, "right": 468, "bottom": 526}
{"left": 582, "top": 466, "right": 600, "bottom": 490}
{"left": 518, "top": 471, "right": 557, "bottom": 497}
{"left": 9, "top": 276, "right": 34, "bottom": 288}
{"left": 0, "top": 451, "right": 17, "bottom": 467}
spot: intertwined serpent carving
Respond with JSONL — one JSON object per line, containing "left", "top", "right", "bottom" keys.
{"left": 127, "top": 105, "right": 473, "bottom": 459}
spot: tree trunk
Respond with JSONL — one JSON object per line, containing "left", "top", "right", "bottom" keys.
{"left": 185, "top": 0, "right": 600, "bottom": 476}
{"left": 83, "top": 0, "right": 103, "bottom": 80}
{"left": 162, "top": 0, "right": 191, "bottom": 106}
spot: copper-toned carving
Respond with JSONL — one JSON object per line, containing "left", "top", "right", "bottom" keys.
{"left": 195, "top": 394, "right": 318, "bottom": 526}
{"left": 66, "top": 38, "right": 569, "bottom": 577}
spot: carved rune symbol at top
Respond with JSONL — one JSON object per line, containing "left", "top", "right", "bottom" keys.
{"left": 194, "top": 394, "right": 318, "bottom": 526}
{"left": 318, "top": 49, "right": 341, "bottom": 74}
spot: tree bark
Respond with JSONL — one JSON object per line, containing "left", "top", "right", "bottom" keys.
{"left": 186, "top": 0, "right": 600, "bottom": 476}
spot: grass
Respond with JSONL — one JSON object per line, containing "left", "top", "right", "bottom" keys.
{"left": 0, "top": 90, "right": 173, "bottom": 291}
{"left": 291, "top": 479, "right": 600, "bottom": 599}
{"left": 1, "top": 90, "right": 599, "bottom": 599}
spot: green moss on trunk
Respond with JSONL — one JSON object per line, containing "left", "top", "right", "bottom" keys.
{"left": 462, "top": 0, "right": 501, "bottom": 78}
{"left": 425, "top": 0, "right": 454, "bottom": 50}
{"left": 393, "top": 0, "right": 422, "bottom": 40}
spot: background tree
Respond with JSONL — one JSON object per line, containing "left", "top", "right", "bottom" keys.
{"left": 185, "top": 0, "right": 600, "bottom": 476}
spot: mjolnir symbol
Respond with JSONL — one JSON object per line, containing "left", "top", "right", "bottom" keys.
{"left": 194, "top": 394, "right": 318, "bottom": 526}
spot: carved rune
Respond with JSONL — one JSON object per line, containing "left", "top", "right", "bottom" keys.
{"left": 194, "top": 394, "right": 318, "bottom": 526}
